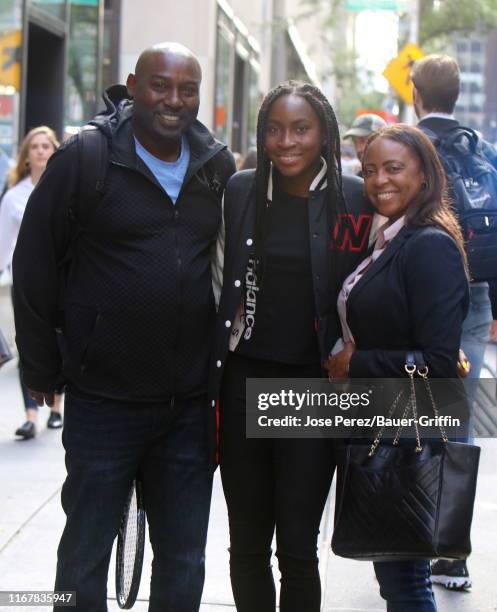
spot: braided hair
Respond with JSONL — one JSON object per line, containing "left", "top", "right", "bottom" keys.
{"left": 254, "top": 81, "right": 346, "bottom": 266}
{"left": 243, "top": 80, "right": 348, "bottom": 340}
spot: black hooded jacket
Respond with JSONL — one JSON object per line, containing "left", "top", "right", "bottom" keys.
{"left": 13, "top": 86, "right": 236, "bottom": 401}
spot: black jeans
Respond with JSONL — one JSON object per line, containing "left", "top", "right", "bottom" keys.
{"left": 219, "top": 353, "right": 335, "bottom": 612}
{"left": 55, "top": 387, "right": 213, "bottom": 612}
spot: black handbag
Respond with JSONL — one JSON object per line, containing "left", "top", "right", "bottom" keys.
{"left": 331, "top": 354, "right": 481, "bottom": 562}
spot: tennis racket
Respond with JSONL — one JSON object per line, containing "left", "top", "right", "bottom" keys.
{"left": 116, "top": 479, "right": 146, "bottom": 609}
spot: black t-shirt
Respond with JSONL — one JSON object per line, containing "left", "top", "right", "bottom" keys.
{"left": 235, "top": 187, "right": 321, "bottom": 365}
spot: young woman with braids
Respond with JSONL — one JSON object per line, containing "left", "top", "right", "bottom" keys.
{"left": 209, "top": 82, "right": 372, "bottom": 611}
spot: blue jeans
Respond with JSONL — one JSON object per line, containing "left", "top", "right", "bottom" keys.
{"left": 374, "top": 560, "right": 437, "bottom": 612}
{"left": 54, "top": 387, "right": 214, "bottom": 612}
{"left": 461, "top": 283, "right": 492, "bottom": 441}
{"left": 461, "top": 284, "right": 492, "bottom": 380}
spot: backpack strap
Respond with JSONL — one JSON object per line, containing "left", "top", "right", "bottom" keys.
{"left": 74, "top": 125, "right": 109, "bottom": 226}
{"left": 419, "top": 125, "right": 438, "bottom": 144}
{"left": 441, "top": 126, "right": 479, "bottom": 154}
{"left": 58, "top": 126, "right": 109, "bottom": 311}
{"left": 420, "top": 124, "right": 478, "bottom": 153}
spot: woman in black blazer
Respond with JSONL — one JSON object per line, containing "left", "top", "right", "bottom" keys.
{"left": 210, "top": 81, "right": 372, "bottom": 612}
{"left": 327, "top": 124, "right": 469, "bottom": 612}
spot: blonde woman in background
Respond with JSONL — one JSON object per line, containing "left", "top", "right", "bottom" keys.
{"left": 0, "top": 126, "right": 62, "bottom": 439}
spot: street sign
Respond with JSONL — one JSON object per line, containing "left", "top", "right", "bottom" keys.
{"left": 383, "top": 43, "right": 424, "bottom": 104}
{"left": 346, "top": 0, "right": 399, "bottom": 11}
{"left": 0, "top": 30, "right": 21, "bottom": 91}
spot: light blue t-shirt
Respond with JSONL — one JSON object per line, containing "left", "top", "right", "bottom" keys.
{"left": 134, "top": 136, "right": 190, "bottom": 204}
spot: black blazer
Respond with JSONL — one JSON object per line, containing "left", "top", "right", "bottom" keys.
{"left": 347, "top": 224, "right": 469, "bottom": 378}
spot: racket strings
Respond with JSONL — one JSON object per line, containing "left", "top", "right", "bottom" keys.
{"left": 116, "top": 482, "right": 146, "bottom": 608}
{"left": 120, "top": 486, "right": 139, "bottom": 597}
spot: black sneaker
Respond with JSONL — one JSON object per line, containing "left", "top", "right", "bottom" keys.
{"left": 14, "top": 421, "right": 36, "bottom": 439}
{"left": 431, "top": 559, "right": 472, "bottom": 590}
{"left": 47, "top": 411, "right": 63, "bottom": 429}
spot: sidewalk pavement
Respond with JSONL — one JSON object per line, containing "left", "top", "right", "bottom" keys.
{"left": 1, "top": 291, "right": 496, "bottom": 611}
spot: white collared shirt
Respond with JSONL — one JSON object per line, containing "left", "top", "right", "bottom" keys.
{"left": 420, "top": 112, "right": 455, "bottom": 121}
{"left": 337, "top": 215, "right": 406, "bottom": 345}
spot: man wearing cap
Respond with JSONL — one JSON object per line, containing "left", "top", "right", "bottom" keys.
{"left": 344, "top": 113, "right": 387, "bottom": 243}
{"left": 344, "top": 113, "right": 387, "bottom": 173}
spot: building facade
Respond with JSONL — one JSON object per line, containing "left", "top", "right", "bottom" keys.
{"left": 0, "top": 0, "right": 121, "bottom": 157}
{"left": 0, "top": 0, "right": 324, "bottom": 159}
{"left": 451, "top": 29, "right": 497, "bottom": 143}
{"left": 452, "top": 34, "right": 487, "bottom": 133}
{"left": 119, "top": 0, "right": 323, "bottom": 154}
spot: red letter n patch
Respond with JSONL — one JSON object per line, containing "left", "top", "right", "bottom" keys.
{"left": 332, "top": 214, "right": 373, "bottom": 252}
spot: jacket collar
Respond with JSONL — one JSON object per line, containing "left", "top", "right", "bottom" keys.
{"left": 266, "top": 157, "right": 327, "bottom": 202}
{"left": 92, "top": 84, "right": 225, "bottom": 165}
{"left": 108, "top": 107, "right": 224, "bottom": 171}
{"left": 347, "top": 225, "right": 418, "bottom": 301}
{"left": 421, "top": 112, "right": 455, "bottom": 121}
{"left": 92, "top": 85, "right": 226, "bottom": 167}
{"left": 418, "top": 116, "right": 460, "bottom": 133}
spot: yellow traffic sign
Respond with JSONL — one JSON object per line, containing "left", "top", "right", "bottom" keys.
{"left": 0, "top": 30, "right": 21, "bottom": 91}
{"left": 383, "top": 43, "right": 424, "bottom": 105}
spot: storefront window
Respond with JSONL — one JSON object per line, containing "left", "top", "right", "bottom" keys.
{"left": 31, "top": 0, "right": 66, "bottom": 21}
{"left": 214, "top": 24, "right": 233, "bottom": 144}
{"left": 214, "top": 4, "right": 260, "bottom": 151}
{"left": 247, "top": 60, "right": 260, "bottom": 149}
{"left": 102, "top": 0, "right": 120, "bottom": 89}
{"left": 65, "top": 0, "right": 100, "bottom": 128}
{"left": 0, "top": 0, "right": 22, "bottom": 160}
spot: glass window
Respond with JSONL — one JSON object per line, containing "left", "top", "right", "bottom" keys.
{"left": 213, "top": 6, "right": 260, "bottom": 151}
{"left": 247, "top": 61, "right": 260, "bottom": 149}
{"left": 456, "top": 41, "right": 467, "bottom": 53}
{"left": 65, "top": 0, "right": 100, "bottom": 128}
{"left": 31, "top": 0, "right": 66, "bottom": 20}
{"left": 0, "top": 0, "right": 22, "bottom": 159}
{"left": 471, "top": 41, "right": 482, "bottom": 53}
{"left": 214, "top": 24, "right": 233, "bottom": 144}
{"left": 102, "top": 0, "right": 120, "bottom": 89}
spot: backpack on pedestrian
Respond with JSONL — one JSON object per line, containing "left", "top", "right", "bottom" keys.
{"left": 422, "top": 125, "right": 497, "bottom": 281}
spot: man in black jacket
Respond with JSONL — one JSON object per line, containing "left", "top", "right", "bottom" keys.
{"left": 13, "top": 42, "right": 235, "bottom": 611}
{"left": 412, "top": 53, "right": 496, "bottom": 592}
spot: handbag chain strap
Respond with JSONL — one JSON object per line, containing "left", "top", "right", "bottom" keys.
{"left": 406, "top": 364, "right": 423, "bottom": 453}
{"left": 368, "top": 389, "right": 405, "bottom": 456}
{"left": 417, "top": 367, "right": 449, "bottom": 443}
{"left": 368, "top": 359, "right": 449, "bottom": 457}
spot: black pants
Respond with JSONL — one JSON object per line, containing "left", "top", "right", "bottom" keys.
{"left": 219, "top": 353, "right": 335, "bottom": 612}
